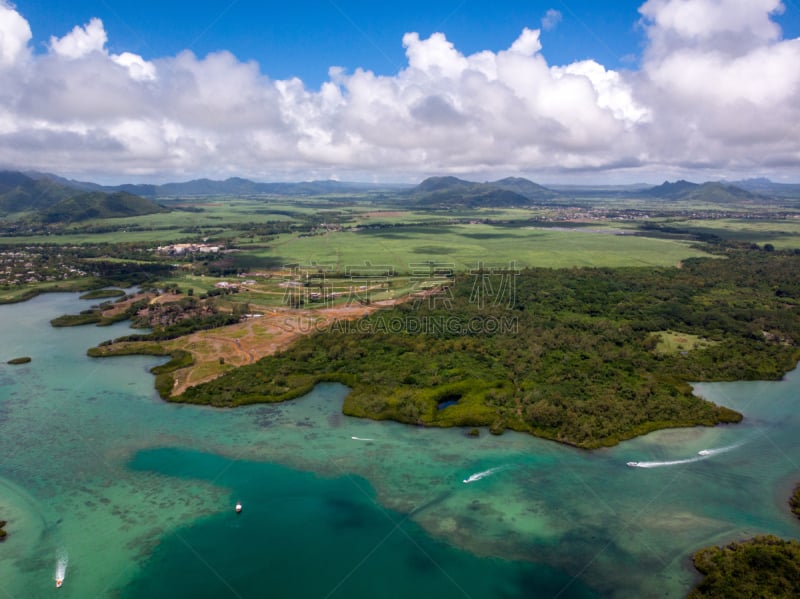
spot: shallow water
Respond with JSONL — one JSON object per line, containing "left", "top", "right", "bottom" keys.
{"left": 1, "top": 292, "right": 799, "bottom": 598}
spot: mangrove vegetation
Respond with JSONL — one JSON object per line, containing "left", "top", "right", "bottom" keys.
{"left": 127, "top": 249, "right": 800, "bottom": 448}
{"left": 688, "top": 535, "right": 800, "bottom": 598}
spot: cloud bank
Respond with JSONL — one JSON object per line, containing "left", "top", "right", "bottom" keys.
{"left": 0, "top": 0, "right": 798, "bottom": 182}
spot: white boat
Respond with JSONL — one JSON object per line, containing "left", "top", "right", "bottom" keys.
{"left": 626, "top": 461, "right": 639, "bottom": 467}
{"left": 697, "top": 449, "right": 712, "bottom": 456}
{"left": 235, "top": 501, "right": 242, "bottom": 514}
{"left": 56, "top": 578, "right": 63, "bottom": 588}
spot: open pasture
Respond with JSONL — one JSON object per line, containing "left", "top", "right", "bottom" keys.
{"left": 238, "top": 222, "right": 712, "bottom": 272}
{"left": 664, "top": 218, "right": 800, "bottom": 249}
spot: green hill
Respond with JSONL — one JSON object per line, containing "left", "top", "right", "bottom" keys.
{"left": 643, "top": 180, "right": 764, "bottom": 203}
{"left": 0, "top": 171, "right": 36, "bottom": 193}
{"left": 491, "top": 177, "right": 561, "bottom": 200}
{"left": 41, "top": 191, "right": 168, "bottom": 223}
{"left": 0, "top": 171, "right": 167, "bottom": 222}
{"left": 0, "top": 175, "right": 76, "bottom": 213}
{"left": 409, "top": 176, "right": 548, "bottom": 208}
{"left": 414, "top": 176, "right": 472, "bottom": 193}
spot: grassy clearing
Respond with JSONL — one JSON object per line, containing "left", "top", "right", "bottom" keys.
{"left": 246, "top": 223, "right": 711, "bottom": 272}
{"left": 665, "top": 218, "right": 800, "bottom": 249}
{"left": 654, "top": 331, "right": 716, "bottom": 355}
{"left": 0, "top": 278, "right": 99, "bottom": 304}
{"left": 0, "top": 229, "right": 184, "bottom": 245}
{"left": 79, "top": 288, "right": 127, "bottom": 300}
{"left": 145, "top": 271, "right": 413, "bottom": 311}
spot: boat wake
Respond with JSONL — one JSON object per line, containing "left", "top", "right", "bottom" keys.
{"left": 697, "top": 442, "right": 743, "bottom": 457}
{"left": 55, "top": 551, "right": 68, "bottom": 588}
{"left": 627, "top": 456, "right": 707, "bottom": 468}
{"left": 628, "top": 442, "right": 745, "bottom": 468}
{"left": 351, "top": 436, "right": 374, "bottom": 441}
{"left": 463, "top": 466, "right": 506, "bottom": 484}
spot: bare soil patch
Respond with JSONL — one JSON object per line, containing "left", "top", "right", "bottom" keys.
{"left": 166, "top": 303, "right": 380, "bottom": 395}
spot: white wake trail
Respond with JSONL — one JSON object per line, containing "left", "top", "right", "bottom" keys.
{"left": 628, "top": 441, "right": 745, "bottom": 468}
{"left": 627, "top": 456, "right": 706, "bottom": 468}
{"left": 55, "top": 550, "right": 68, "bottom": 586}
{"left": 697, "top": 442, "right": 743, "bottom": 456}
{"left": 463, "top": 466, "right": 507, "bottom": 483}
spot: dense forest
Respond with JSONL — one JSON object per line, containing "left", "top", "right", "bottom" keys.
{"left": 168, "top": 249, "right": 800, "bottom": 448}
{"left": 688, "top": 536, "right": 800, "bottom": 598}
{"left": 791, "top": 483, "right": 800, "bottom": 519}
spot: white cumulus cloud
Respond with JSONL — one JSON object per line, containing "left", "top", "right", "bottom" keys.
{"left": 0, "top": 0, "right": 798, "bottom": 183}
{"left": 640, "top": 0, "right": 784, "bottom": 44}
{"left": 49, "top": 17, "right": 107, "bottom": 58}
{"left": 541, "top": 9, "right": 563, "bottom": 31}
{"left": 638, "top": 0, "right": 800, "bottom": 171}
{"left": 0, "top": 0, "right": 31, "bottom": 67}
{"left": 49, "top": 17, "right": 156, "bottom": 81}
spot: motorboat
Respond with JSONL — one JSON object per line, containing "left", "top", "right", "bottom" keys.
{"left": 626, "top": 461, "right": 639, "bottom": 467}
{"left": 235, "top": 501, "right": 242, "bottom": 514}
{"left": 56, "top": 579, "right": 63, "bottom": 588}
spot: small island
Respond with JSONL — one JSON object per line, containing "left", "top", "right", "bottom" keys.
{"left": 688, "top": 535, "right": 800, "bottom": 598}
{"left": 6, "top": 356, "right": 31, "bottom": 365}
{"left": 790, "top": 482, "right": 800, "bottom": 519}
{"left": 79, "top": 288, "right": 127, "bottom": 300}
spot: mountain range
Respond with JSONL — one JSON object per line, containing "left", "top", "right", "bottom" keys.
{"left": 0, "top": 169, "right": 792, "bottom": 222}
{"left": 407, "top": 176, "right": 779, "bottom": 207}
{"left": 640, "top": 180, "right": 764, "bottom": 203}
{"left": 408, "top": 176, "right": 561, "bottom": 208}
{"left": 19, "top": 172, "right": 404, "bottom": 198}
{"left": 726, "top": 178, "right": 800, "bottom": 198}
{"left": 0, "top": 171, "right": 167, "bottom": 222}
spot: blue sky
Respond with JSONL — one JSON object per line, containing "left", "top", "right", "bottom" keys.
{"left": 2, "top": 0, "right": 800, "bottom": 183}
{"left": 19, "top": 0, "right": 799, "bottom": 86}
{"left": 18, "top": 1, "right": 646, "bottom": 85}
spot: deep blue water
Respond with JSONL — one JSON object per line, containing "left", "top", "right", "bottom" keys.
{"left": 124, "top": 448, "right": 596, "bottom": 599}
{"left": 2, "top": 292, "right": 800, "bottom": 599}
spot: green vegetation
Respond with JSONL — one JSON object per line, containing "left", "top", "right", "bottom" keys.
{"left": 40, "top": 191, "right": 167, "bottom": 223}
{"left": 5, "top": 174, "right": 800, "bottom": 597}
{"left": 790, "top": 483, "right": 800, "bottom": 519}
{"left": 0, "top": 171, "right": 167, "bottom": 222}
{"left": 50, "top": 311, "right": 104, "bottom": 327}
{"left": 249, "top": 223, "right": 709, "bottom": 271}
{"left": 644, "top": 180, "right": 763, "bottom": 203}
{"left": 116, "top": 312, "right": 242, "bottom": 342}
{"left": 408, "top": 176, "right": 555, "bottom": 208}
{"left": 0, "top": 172, "right": 73, "bottom": 213}
{"left": 79, "top": 289, "right": 126, "bottom": 300}
{"left": 662, "top": 218, "right": 800, "bottom": 250}
{"left": 161, "top": 250, "right": 800, "bottom": 448}
{"left": 654, "top": 331, "right": 716, "bottom": 355}
{"left": 51, "top": 298, "right": 150, "bottom": 328}
{"left": 4, "top": 174, "right": 800, "bottom": 449}
{"left": 0, "top": 278, "right": 109, "bottom": 305}
{"left": 6, "top": 357, "right": 31, "bottom": 365}
{"left": 688, "top": 536, "right": 800, "bottom": 598}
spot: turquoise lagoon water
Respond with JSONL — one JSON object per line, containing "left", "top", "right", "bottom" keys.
{"left": 1, "top": 292, "right": 799, "bottom": 598}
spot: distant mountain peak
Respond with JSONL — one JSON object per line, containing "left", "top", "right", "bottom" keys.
{"left": 0, "top": 169, "right": 166, "bottom": 220}
{"left": 415, "top": 176, "right": 473, "bottom": 192}
{"left": 643, "top": 179, "right": 762, "bottom": 202}
{"left": 408, "top": 175, "right": 559, "bottom": 207}
{"left": 490, "top": 177, "right": 560, "bottom": 200}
